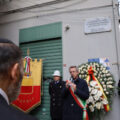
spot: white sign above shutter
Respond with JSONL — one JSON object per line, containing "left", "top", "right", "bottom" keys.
{"left": 84, "top": 17, "right": 112, "bottom": 34}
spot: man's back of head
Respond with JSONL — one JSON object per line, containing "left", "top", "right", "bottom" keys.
{"left": 0, "top": 38, "right": 38, "bottom": 120}
{"left": 0, "top": 38, "right": 23, "bottom": 103}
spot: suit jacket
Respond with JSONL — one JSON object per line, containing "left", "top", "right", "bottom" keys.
{"left": 49, "top": 80, "right": 65, "bottom": 119}
{"left": 62, "top": 78, "right": 89, "bottom": 120}
{"left": 0, "top": 94, "right": 38, "bottom": 120}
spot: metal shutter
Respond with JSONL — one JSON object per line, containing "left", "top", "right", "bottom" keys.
{"left": 20, "top": 38, "right": 62, "bottom": 78}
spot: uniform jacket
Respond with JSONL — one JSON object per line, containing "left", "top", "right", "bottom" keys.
{"left": 0, "top": 94, "right": 38, "bottom": 120}
{"left": 62, "top": 78, "right": 89, "bottom": 120}
{"left": 49, "top": 80, "right": 65, "bottom": 119}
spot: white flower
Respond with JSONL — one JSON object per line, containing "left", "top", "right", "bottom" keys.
{"left": 102, "top": 82, "right": 105, "bottom": 84}
{"left": 91, "top": 100, "right": 95, "bottom": 105}
{"left": 103, "top": 85, "right": 106, "bottom": 88}
{"left": 100, "top": 68, "right": 103, "bottom": 71}
{"left": 91, "top": 89, "right": 98, "bottom": 95}
{"left": 101, "top": 104, "right": 104, "bottom": 109}
{"left": 102, "top": 99, "right": 108, "bottom": 105}
{"left": 101, "top": 75, "right": 103, "bottom": 78}
{"left": 95, "top": 86, "right": 100, "bottom": 89}
{"left": 88, "top": 65, "right": 90, "bottom": 68}
{"left": 106, "top": 70, "right": 109, "bottom": 74}
{"left": 86, "top": 99, "right": 90, "bottom": 104}
{"left": 90, "top": 81, "right": 97, "bottom": 87}
{"left": 109, "top": 77, "right": 113, "bottom": 80}
{"left": 81, "top": 71, "right": 84, "bottom": 74}
{"left": 103, "top": 68, "right": 106, "bottom": 70}
{"left": 88, "top": 96, "right": 94, "bottom": 103}
{"left": 95, "top": 102, "right": 102, "bottom": 109}
{"left": 89, "top": 105, "right": 94, "bottom": 112}
{"left": 102, "top": 70, "right": 106, "bottom": 73}
{"left": 86, "top": 100, "right": 90, "bottom": 104}
{"left": 94, "top": 94, "right": 100, "bottom": 101}
{"left": 106, "top": 81, "right": 113, "bottom": 85}
{"left": 104, "top": 78, "right": 107, "bottom": 81}
{"left": 94, "top": 73, "right": 97, "bottom": 76}
{"left": 88, "top": 87, "right": 92, "bottom": 92}
{"left": 83, "top": 69, "right": 86, "bottom": 71}
{"left": 103, "top": 74, "right": 106, "bottom": 77}
{"left": 94, "top": 69, "right": 97, "bottom": 72}
{"left": 104, "top": 88, "right": 107, "bottom": 91}
{"left": 97, "top": 91, "right": 103, "bottom": 97}
{"left": 107, "top": 73, "right": 111, "bottom": 77}
{"left": 82, "top": 75, "right": 85, "bottom": 78}
{"left": 84, "top": 75, "right": 87, "bottom": 78}
{"left": 98, "top": 76, "right": 100, "bottom": 79}
{"left": 90, "top": 63, "right": 92, "bottom": 65}
{"left": 107, "top": 85, "right": 114, "bottom": 88}
{"left": 100, "top": 71, "right": 102, "bottom": 74}
{"left": 106, "top": 92, "right": 109, "bottom": 95}
{"left": 97, "top": 68, "right": 99, "bottom": 71}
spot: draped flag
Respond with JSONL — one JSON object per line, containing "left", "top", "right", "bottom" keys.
{"left": 12, "top": 57, "right": 42, "bottom": 113}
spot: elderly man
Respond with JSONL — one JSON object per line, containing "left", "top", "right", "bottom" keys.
{"left": 49, "top": 70, "right": 65, "bottom": 120}
{"left": 0, "top": 38, "right": 37, "bottom": 120}
{"left": 62, "top": 66, "right": 89, "bottom": 120}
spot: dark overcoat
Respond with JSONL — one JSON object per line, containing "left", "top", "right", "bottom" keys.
{"left": 62, "top": 78, "right": 89, "bottom": 120}
{"left": 0, "top": 94, "right": 37, "bottom": 120}
{"left": 49, "top": 80, "right": 65, "bottom": 120}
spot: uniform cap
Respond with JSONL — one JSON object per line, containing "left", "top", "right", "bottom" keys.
{"left": 53, "top": 70, "right": 61, "bottom": 77}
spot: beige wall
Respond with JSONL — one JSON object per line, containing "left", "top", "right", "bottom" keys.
{"left": 0, "top": 0, "right": 116, "bottom": 24}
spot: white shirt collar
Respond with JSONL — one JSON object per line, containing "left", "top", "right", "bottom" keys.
{"left": 0, "top": 88, "right": 9, "bottom": 105}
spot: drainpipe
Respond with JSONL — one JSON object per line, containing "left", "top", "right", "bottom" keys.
{"left": 112, "top": 0, "right": 120, "bottom": 81}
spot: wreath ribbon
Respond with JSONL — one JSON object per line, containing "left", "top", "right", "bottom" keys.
{"left": 86, "top": 66, "right": 110, "bottom": 112}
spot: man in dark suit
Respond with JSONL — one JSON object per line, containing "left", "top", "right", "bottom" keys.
{"left": 49, "top": 70, "right": 65, "bottom": 120}
{"left": 62, "top": 66, "right": 89, "bottom": 120}
{"left": 0, "top": 38, "right": 37, "bottom": 120}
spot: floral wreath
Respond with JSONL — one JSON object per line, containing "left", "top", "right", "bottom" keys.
{"left": 78, "top": 62, "right": 115, "bottom": 113}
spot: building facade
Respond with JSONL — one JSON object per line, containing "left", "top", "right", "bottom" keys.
{"left": 0, "top": 0, "right": 120, "bottom": 120}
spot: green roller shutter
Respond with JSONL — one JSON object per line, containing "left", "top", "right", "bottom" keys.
{"left": 19, "top": 22, "right": 62, "bottom": 120}
{"left": 20, "top": 38, "right": 62, "bottom": 78}
{"left": 19, "top": 22, "right": 62, "bottom": 78}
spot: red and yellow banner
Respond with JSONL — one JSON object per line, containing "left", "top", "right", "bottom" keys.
{"left": 12, "top": 58, "right": 42, "bottom": 113}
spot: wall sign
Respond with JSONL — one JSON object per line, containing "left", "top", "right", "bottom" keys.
{"left": 84, "top": 17, "right": 112, "bottom": 34}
